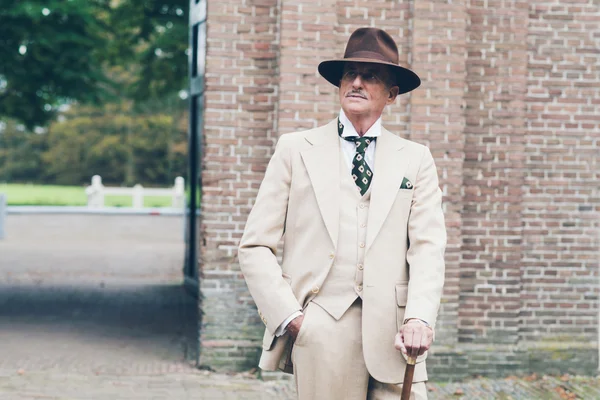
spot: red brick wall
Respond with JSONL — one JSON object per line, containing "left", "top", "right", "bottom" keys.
{"left": 199, "top": 0, "right": 282, "bottom": 369}
{"left": 199, "top": 0, "right": 599, "bottom": 375}
{"left": 278, "top": 0, "right": 338, "bottom": 133}
{"left": 521, "top": 0, "right": 600, "bottom": 343}
{"left": 460, "top": 0, "right": 529, "bottom": 346}
{"left": 410, "top": 0, "right": 467, "bottom": 348}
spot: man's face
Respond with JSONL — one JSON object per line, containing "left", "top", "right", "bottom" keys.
{"left": 339, "top": 62, "right": 399, "bottom": 119}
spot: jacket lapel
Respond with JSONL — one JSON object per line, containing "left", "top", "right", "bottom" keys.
{"left": 366, "top": 128, "right": 409, "bottom": 252}
{"left": 300, "top": 120, "right": 340, "bottom": 248}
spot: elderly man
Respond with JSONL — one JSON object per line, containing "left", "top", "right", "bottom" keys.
{"left": 238, "top": 27, "right": 446, "bottom": 400}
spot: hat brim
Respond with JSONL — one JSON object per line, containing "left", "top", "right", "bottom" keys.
{"left": 318, "top": 58, "right": 421, "bottom": 94}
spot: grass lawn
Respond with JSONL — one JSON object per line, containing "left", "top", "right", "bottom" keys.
{"left": 0, "top": 184, "right": 174, "bottom": 207}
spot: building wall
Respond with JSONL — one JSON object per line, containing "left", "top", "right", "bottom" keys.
{"left": 199, "top": 0, "right": 599, "bottom": 377}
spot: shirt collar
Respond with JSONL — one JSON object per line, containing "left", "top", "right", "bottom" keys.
{"left": 338, "top": 108, "right": 382, "bottom": 138}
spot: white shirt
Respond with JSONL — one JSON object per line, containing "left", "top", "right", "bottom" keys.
{"left": 274, "top": 110, "right": 381, "bottom": 337}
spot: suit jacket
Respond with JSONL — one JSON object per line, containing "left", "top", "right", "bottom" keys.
{"left": 238, "top": 119, "right": 446, "bottom": 383}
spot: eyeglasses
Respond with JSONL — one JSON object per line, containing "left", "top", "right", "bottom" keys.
{"left": 341, "top": 69, "right": 383, "bottom": 84}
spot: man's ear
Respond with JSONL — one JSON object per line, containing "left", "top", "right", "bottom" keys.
{"left": 387, "top": 86, "right": 399, "bottom": 103}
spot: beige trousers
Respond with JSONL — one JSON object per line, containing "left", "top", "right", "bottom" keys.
{"left": 291, "top": 300, "right": 427, "bottom": 400}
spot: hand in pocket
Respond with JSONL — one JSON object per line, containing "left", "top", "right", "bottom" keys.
{"left": 287, "top": 315, "right": 305, "bottom": 341}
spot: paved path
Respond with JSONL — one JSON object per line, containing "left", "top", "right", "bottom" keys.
{"left": 0, "top": 214, "right": 294, "bottom": 399}
{"left": 0, "top": 370, "right": 296, "bottom": 400}
{"left": 0, "top": 215, "right": 194, "bottom": 372}
{"left": 1, "top": 214, "right": 598, "bottom": 399}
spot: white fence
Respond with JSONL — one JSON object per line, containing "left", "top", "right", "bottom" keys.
{"left": 85, "top": 175, "right": 185, "bottom": 209}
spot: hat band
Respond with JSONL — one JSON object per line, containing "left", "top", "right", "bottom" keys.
{"left": 344, "top": 50, "right": 395, "bottom": 64}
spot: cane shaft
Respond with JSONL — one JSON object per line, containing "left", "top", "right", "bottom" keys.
{"left": 401, "top": 357, "right": 417, "bottom": 400}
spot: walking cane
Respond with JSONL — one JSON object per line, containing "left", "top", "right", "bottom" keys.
{"left": 401, "top": 356, "right": 416, "bottom": 400}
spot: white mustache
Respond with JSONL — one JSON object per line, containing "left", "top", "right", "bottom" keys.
{"left": 346, "top": 91, "right": 367, "bottom": 99}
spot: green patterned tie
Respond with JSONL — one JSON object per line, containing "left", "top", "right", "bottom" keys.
{"left": 338, "top": 118, "right": 375, "bottom": 196}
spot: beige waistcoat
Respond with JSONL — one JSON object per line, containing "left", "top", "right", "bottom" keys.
{"left": 313, "top": 149, "right": 370, "bottom": 320}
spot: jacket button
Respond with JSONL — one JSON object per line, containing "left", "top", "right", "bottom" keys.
{"left": 357, "top": 285, "right": 363, "bottom": 291}
{"left": 311, "top": 286, "right": 320, "bottom": 294}
{"left": 357, "top": 264, "right": 364, "bottom": 270}
{"left": 359, "top": 242, "right": 365, "bottom": 248}
{"left": 329, "top": 253, "right": 335, "bottom": 259}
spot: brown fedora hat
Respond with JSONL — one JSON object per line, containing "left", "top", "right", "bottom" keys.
{"left": 318, "top": 27, "right": 421, "bottom": 94}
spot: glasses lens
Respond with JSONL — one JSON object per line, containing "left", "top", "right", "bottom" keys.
{"left": 364, "top": 73, "right": 377, "bottom": 82}
{"left": 343, "top": 70, "right": 380, "bottom": 83}
{"left": 344, "top": 70, "right": 357, "bottom": 80}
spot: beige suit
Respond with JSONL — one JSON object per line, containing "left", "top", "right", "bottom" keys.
{"left": 238, "top": 119, "right": 446, "bottom": 397}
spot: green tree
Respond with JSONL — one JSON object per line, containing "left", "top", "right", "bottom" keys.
{"left": 0, "top": 0, "right": 190, "bottom": 187}
{"left": 0, "top": 120, "right": 47, "bottom": 182}
{"left": 0, "top": 0, "right": 112, "bottom": 128}
{"left": 108, "top": 0, "right": 188, "bottom": 102}
{"left": 40, "top": 103, "right": 187, "bottom": 186}
{"left": 0, "top": 0, "right": 189, "bottom": 128}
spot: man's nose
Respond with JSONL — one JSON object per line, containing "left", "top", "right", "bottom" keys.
{"left": 351, "top": 74, "right": 364, "bottom": 88}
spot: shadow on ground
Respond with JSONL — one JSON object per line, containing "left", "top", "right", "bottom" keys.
{"left": 0, "top": 283, "right": 198, "bottom": 374}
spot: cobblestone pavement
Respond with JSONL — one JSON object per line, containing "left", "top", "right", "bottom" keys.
{"left": 1, "top": 215, "right": 598, "bottom": 399}
{"left": 0, "top": 370, "right": 297, "bottom": 400}
{"left": 427, "top": 375, "right": 600, "bottom": 399}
